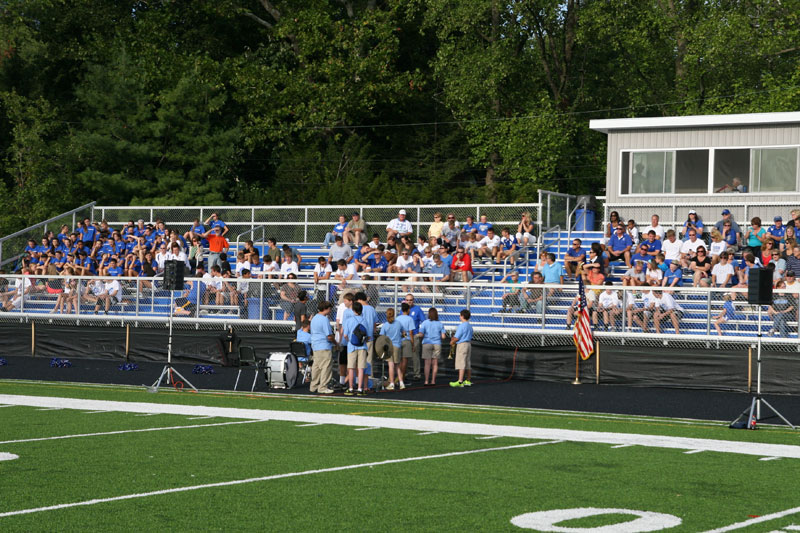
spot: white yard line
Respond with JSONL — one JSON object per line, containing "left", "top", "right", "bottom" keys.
{"left": 0, "top": 440, "right": 561, "bottom": 518}
{"left": 2, "top": 394, "right": 800, "bottom": 459}
{"left": 0, "top": 420, "right": 263, "bottom": 445}
{"left": 611, "top": 444, "right": 634, "bottom": 449}
{"left": 82, "top": 411, "right": 110, "bottom": 414}
{"left": 683, "top": 449, "right": 705, "bottom": 454}
{"left": 296, "top": 423, "right": 324, "bottom": 427}
{"left": 186, "top": 416, "right": 215, "bottom": 420}
{"left": 703, "top": 506, "right": 800, "bottom": 532}
{"left": 759, "top": 456, "right": 782, "bottom": 462}
{"left": 35, "top": 407, "right": 63, "bottom": 411}
{"left": 417, "top": 431, "right": 439, "bottom": 436}
{"left": 476, "top": 435, "right": 502, "bottom": 440}
{"left": 0, "top": 405, "right": 15, "bottom": 408}
{"left": 354, "top": 427, "right": 379, "bottom": 431}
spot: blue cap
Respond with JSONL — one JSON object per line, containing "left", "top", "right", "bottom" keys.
{"left": 721, "top": 209, "right": 731, "bottom": 215}
{"left": 775, "top": 215, "right": 783, "bottom": 222}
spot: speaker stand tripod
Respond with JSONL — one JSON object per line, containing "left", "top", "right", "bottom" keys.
{"left": 148, "top": 290, "right": 197, "bottom": 393}
{"left": 730, "top": 307, "right": 794, "bottom": 429}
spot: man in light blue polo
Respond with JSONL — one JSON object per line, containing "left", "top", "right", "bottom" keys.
{"left": 309, "top": 301, "right": 335, "bottom": 394}
{"left": 608, "top": 224, "right": 633, "bottom": 266}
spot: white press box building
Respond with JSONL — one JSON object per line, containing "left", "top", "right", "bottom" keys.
{"left": 589, "top": 112, "right": 800, "bottom": 226}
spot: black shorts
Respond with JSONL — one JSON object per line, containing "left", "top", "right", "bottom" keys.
{"left": 337, "top": 346, "right": 347, "bottom": 366}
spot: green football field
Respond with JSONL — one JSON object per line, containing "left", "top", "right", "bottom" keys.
{"left": 1, "top": 380, "right": 800, "bottom": 532}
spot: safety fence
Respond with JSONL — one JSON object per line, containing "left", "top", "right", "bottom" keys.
{"left": 2, "top": 274, "right": 800, "bottom": 352}
{"left": 92, "top": 203, "right": 543, "bottom": 245}
{"left": 602, "top": 201, "right": 800, "bottom": 237}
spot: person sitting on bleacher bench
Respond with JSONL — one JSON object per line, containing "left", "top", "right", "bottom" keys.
{"left": 323, "top": 214, "right": 349, "bottom": 249}
{"left": 564, "top": 238, "right": 585, "bottom": 278}
{"left": 344, "top": 212, "right": 367, "bottom": 246}
{"left": 652, "top": 289, "right": 683, "bottom": 334}
{"left": 595, "top": 281, "right": 622, "bottom": 331}
{"left": 662, "top": 260, "right": 684, "bottom": 289}
{"left": 622, "top": 260, "right": 646, "bottom": 287}
{"left": 450, "top": 247, "right": 473, "bottom": 283}
{"left": 716, "top": 210, "right": 741, "bottom": 253}
{"left": 679, "top": 229, "right": 703, "bottom": 269}
{"left": 521, "top": 271, "right": 545, "bottom": 314}
{"left": 499, "top": 271, "right": 524, "bottom": 312}
{"left": 768, "top": 280, "right": 796, "bottom": 337}
{"left": 329, "top": 235, "right": 352, "bottom": 263}
{"left": 607, "top": 225, "right": 633, "bottom": 267}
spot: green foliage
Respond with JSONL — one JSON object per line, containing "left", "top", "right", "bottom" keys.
{"left": 1, "top": 0, "right": 799, "bottom": 236}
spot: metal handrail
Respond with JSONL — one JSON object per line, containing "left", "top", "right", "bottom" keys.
{"left": 565, "top": 198, "right": 590, "bottom": 261}
{"left": 235, "top": 225, "right": 269, "bottom": 253}
{"left": 0, "top": 202, "right": 96, "bottom": 268}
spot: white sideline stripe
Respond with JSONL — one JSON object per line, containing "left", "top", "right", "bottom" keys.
{"left": 417, "top": 431, "right": 439, "bottom": 436}
{"left": 354, "top": 427, "right": 379, "bottom": 431}
{"left": 759, "top": 456, "right": 781, "bottom": 462}
{"left": 783, "top": 525, "right": 800, "bottom": 530}
{"left": 0, "top": 405, "right": 14, "bottom": 408}
{"left": 0, "top": 441, "right": 559, "bottom": 518}
{"left": 0, "top": 420, "right": 263, "bottom": 445}
{"left": 684, "top": 449, "right": 705, "bottom": 455}
{"left": 296, "top": 423, "right": 323, "bottom": 427}
{"left": 134, "top": 414, "right": 158, "bottom": 417}
{"left": 82, "top": 411, "right": 110, "bottom": 414}
{"left": 3, "top": 394, "right": 800, "bottom": 459}
{"left": 476, "top": 435, "right": 501, "bottom": 440}
{"left": 703, "top": 506, "right": 800, "bottom": 532}
{"left": 35, "top": 407, "right": 63, "bottom": 411}
{"left": 186, "top": 416, "right": 215, "bottom": 420}
{"left": 611, "top": 444, "right": 634, "bottom": 449}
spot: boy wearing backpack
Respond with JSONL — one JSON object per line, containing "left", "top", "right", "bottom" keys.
{"left": 342, "top": 301, "right": 369, "bottom": 396}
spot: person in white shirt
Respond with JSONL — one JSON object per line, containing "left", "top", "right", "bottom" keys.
{"left": 261, "top": 256, "right": 279, "bottom": 278}
{"left": 2, "top": 269, "right": 34, "bottom": 311}
{"left": 202, "top": 265, "right": 225, "bottom": 306}
{"left": 653, "top": 290, "right": 684, "bottom": 334}
{"left": 661, "top": 229, "right": 683, "bottom": 265}
{"left": 234, "top": 250, "right": 251, "bottom": 277}
{"left": 367, "top": 234, "right": 382, "bottom": 250}
{"left": 280, "top": 253, "right": 299, "bottom": 278}
{"left": 334, "top": 259, "right": 361, "bottom": 291}
{"left": 679, "top": 229, "right": 703, "bottom": 268}
{"left": 626, "top": 219, "right": 640, "bottom": 247}
{"left": 643, "top": 214, "right": 665, "bottom": 241}
{"left": 475, "top": 228, "right": 501, "bottom": 262}
{"left": 594, "top": 282, "right": 622, "bottom": 330}
{"left": 94, "top": 278, "right": 122, "bottom": 314}
{"left": 626, "top": 289, "right": 657, "bottom": 332}
{"left": 313, "top": 257, "right": 332, "bottom": 283}
{"left": 386, "top": 209, "right": 413, "bottom": 240}
{"left": 165, "top": 242, "right": 190, "bottom": 269}
{"left": 708, "top": 229, "right": 727, "bottom": 263}
{"left": 710, "top": 252, "right": 735, "bottom": 287}
{"left": 390, "top": 249, "right": 415, "bottom": 274}
{"left": 646, "top": 260, "right": 663, "bottom": 286}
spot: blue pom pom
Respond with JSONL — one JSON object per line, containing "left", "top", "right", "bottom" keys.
{"left": 0, "top": 358, "right": 7, "bottom": 366}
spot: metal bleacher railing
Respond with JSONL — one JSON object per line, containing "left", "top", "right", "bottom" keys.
{"left": 92, "top": 203, "right": 544, "bottom": 245}
{"left": 2, "top": 273, "right": 799, "bottom": 352}
{"left": 0, "top": 202, "right": 96, "bottom": 269}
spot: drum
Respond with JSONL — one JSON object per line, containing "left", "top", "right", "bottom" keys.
{"left": 265, "top": 352, "right": 298, "bottom": 389}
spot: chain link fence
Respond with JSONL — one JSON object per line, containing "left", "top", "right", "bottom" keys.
{"left": 3, "top": 274, "right": 800, "bottom": 352}
{"left": 603, "top": 201, "right": 800, "bottom": 236}
{"left": 93, "top": 204, "right": 542, "bottom": 246}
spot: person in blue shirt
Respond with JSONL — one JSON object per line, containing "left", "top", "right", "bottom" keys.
{"left": 342, "top": 301, "right": 369, "bottom": 395}
{"left": 323, "top": 214, "right": 349, "bottom": 248}
{"left": 396, "top": 302, "right": 416, "bottom": 386}
{"left": 643, "top": 231, "right": 662, "bottom": 258}
{"left": 106, "top": 258, "right": 124, "bottom": 277}
{"left": 768, "top": 216, "right": 787, "bottom": 251}
{"left": 183, "top": 218, "right": 206, "bottom": 243}
{"left": 204, "top": 213, "right": 229, "bottom": 237}
{"left": 607, "top": 224, "right": 633, "bottom": 266}
{"left": 420, "top": 307, "right": 446, "bottom": 386}
{"left": 450, "top": 309, "right": 474, "bottom": 388}
{"left": 404, "top": 293, "right": 425, "bottom": 381}
{"left": 564, "top": 238, "right": 586, "bottom": 278}
{"left": 80, "top": 218, "right": 98, "bottom": 244}
{"left": 355, "top": 291, "right": 377, "bottom": 354}
{"left": 364, "top": 245, "right": 388, "bottom": 274}
{"left": 630, "top": 243, "right": 650, "bottom": 265}
{"left": 309, "top": 302, "right": 336, "bottom": 394}
{"left": 133, "top": 219, "right": 148, "bottom": 237}
{"left": 662, "top": 261, "right": 684, "bottom": 287}
{"left": 296, "top": 320, "right": 312, "bottom": 356}
{"left": 682, "top": 210, "right": 705, "bottom": 241}
{"left": 379, "top": 308, "right": 405, "bottom": 390}
{"left": 462, "top": 215, "right": 477, "bottom": 235}
{"left": 51, "top": 250, "right": 67, "bottom": 272}
{"left": 477, "top": 215, "right": 493, "bottom": 237}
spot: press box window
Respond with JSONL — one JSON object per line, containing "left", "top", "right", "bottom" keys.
{"left": 622, "top": 150, "right": 707, "bottom": 194}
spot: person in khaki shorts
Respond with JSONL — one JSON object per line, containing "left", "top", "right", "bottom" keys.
{"left": 309, "top": 301, "right": 335, "bottom": 394}
{"left": 450, "top": 309, "right": 474, "bottom": 388}
{"left": 397, "top": 302, "right": 417, "bottom": 383}
{"left": 342, "top": 301, "right": 369, "bottom": 396}
{"left": 419, "top": 307, "right": 446, "bottom": 386}
{"left": 379, "top": 308, "right": 406, "bottom": 390}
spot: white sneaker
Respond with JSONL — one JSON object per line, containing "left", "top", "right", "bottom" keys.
{"left": 317, "top": 388, "right": 334, "bottom": 394}
{"left": 399, "top": 382, "right": 406, "bottom": 390}
{"left": 385, "top": 382, "right": 395, "bottom": 391}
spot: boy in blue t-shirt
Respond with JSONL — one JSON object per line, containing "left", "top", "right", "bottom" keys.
{"left": 295, "top": 320, "right": 312, "bottom": 356}
{"left": 379, "top": 308, "right": 405, "bottom": 390}
{"left": 450, "top": 309, "right": 474, "bottom": 388}
{"left": 663, "top": 261, "right": 683, "bottom": 287}
{"left": 768, "top": 216, "right": 786, "bottom": 250}
{"left": 106, "top": 258, "right": 124, "bottom": 277}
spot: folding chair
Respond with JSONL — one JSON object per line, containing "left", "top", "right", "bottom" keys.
{"left": 289, "top": 342, "right": 312, "bottom": 384}
{"left": 234, "top": 345, "right": 261, "bottom": 392}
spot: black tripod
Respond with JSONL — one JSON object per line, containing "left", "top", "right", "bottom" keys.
{"left": 730, "top": 306, "right": 794, "bottom": 429}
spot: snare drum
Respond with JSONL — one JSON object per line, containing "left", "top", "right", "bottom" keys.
{"left": 265, "top": 352, "right": 298, "bottom": 389}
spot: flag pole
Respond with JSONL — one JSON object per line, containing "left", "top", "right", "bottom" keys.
{"left": 572, "top": 344, "right": 581, "bottom": 385}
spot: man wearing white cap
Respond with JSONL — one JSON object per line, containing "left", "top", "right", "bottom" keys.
{"left": 386, "top": 209, "right": 413, "bottom": 240}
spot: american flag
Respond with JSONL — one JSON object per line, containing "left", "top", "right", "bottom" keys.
{"left": 573, "top": 275, "right": 594, "bottom": 360}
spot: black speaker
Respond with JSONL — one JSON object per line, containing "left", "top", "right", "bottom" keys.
{"left": 163, "top": 260, "right": 185, "bottom": 291}
{"left": 748, "top": 268, "right": 772, "bottom": 305}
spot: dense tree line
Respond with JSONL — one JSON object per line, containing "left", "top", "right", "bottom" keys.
{"left": 1, "top": 0, "right": 798, "bottom": 235}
